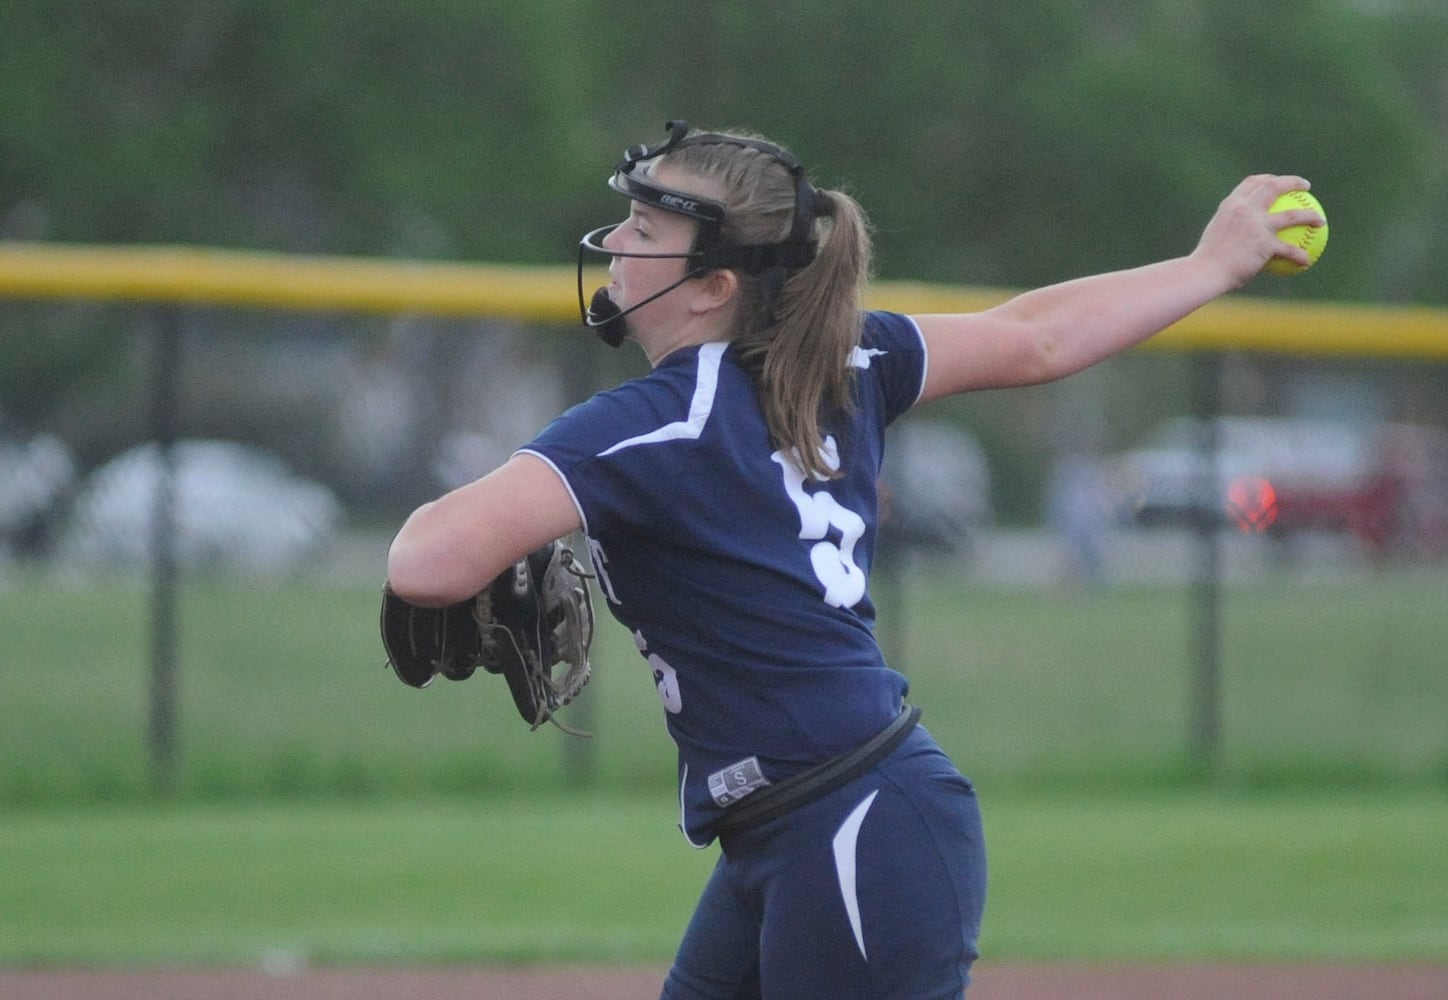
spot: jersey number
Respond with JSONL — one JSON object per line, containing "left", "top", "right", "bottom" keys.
{"left": 772, "top": 436, "right": 867, "bottom": 609}
{"left": 635, "top": 629, "right": 683, "bottom": 714}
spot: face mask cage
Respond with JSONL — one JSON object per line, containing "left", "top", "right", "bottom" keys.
{"left": 577, "top": 119, "right": 823, "bottom": 346}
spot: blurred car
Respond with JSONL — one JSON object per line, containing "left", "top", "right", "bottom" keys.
{"left": 0, "top": 431, "right": 76, "bottom": 560}
{"left": 879, "top": 418, "right": 993, "bottom": 554}
{"left": 1099, "top": 416, "right": 1448, "bottom": 554}
{"left": 59, "top": 440, "right": 342, "bottom": 575}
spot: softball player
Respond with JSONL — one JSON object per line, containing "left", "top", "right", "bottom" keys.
{"left": 386, "top": 120, "right": 1321, "bottom": 998}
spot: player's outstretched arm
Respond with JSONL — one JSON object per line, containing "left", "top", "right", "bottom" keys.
{"left": 387, "top": 453, "right": 583, "bottom": 607}
{"left": 914, "top": 173, "right": 1322, "bottom": 403}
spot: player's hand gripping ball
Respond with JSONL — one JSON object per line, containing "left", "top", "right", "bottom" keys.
{"left": 1264, "top": 190, "right": 1328, "bottom": 276}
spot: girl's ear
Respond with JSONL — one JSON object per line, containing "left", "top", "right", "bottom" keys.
{"left": 690, "top": 267, "right": 739, "bottom": 316}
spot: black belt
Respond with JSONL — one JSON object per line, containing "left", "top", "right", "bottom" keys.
{"left": 715, "top": 705, "right": 922, "bottom": 835}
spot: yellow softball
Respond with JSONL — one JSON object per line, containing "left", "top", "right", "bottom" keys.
{"left": 1264, "top": 189, "right": 1328, "bottom": 276}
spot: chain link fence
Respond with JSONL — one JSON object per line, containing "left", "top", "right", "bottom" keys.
{"left": 4, "top": 270, "right": 1448, "bottom": 803}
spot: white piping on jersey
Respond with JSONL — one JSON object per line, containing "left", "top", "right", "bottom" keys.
{"left": 832, "top": 788, "right": 880, "bottom": 961}
{"left": 678, "top": 763, "right": 711, "bottom": 850}
{"left": 512, "top": 449, "right": 590, "bottom": 536}
{"left": 597, "top": 341, "right": 726, "bottom": 457}
{"left": 849, "top": 345, "right": 887, "bottom": 369}
{"left": 904, "top": 314, "right": 929, "bottom": 407}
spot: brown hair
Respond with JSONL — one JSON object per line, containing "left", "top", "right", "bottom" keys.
{"left": 662, "top": 133, "right": 873, "bottom": 480}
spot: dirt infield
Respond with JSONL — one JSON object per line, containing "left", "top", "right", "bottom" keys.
{"left": 4, "top": 963, "right": 1446, "bottom": 999}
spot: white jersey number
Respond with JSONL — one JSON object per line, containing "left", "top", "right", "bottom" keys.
{"left": 772, "top": 436, "right": 867, "bottom": 609}
{"left": 634, "top": 629, "right": 683, "bottom": 714}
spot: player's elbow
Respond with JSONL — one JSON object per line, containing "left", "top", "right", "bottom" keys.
{"left": 991, "top": 321, "right": 1067, "bottom": 389}
{"left": 1029, "top": 329, "right": 1074, "bottom": 385}
{"left": 386, "top": 536, "right": 473, "bottom": 608}
{"left": 1006, "top": 311, "right": 1091, "bottom": 387}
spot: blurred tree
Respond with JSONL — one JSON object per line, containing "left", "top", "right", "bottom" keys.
{"left": 2, "top": 0, "right": 1445, "bottom": 301}
{"left": 3, "top": 0, "right": 1447, "bottom": 491}
{"left": 1020, "top": 0, "right": 1430, "bottom": 299}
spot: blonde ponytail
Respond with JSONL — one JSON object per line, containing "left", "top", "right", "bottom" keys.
{"left": 665, "top": 137, "right": 874, "bottom": 480}
{"left": 743, "top": 190, "right": 872, "bottom": 480}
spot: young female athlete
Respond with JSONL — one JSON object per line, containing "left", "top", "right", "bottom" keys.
{"left": 386, "top": 120, "right": 1322, "bottom": 999}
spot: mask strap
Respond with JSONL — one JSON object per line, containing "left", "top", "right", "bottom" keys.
{"left": 576, "top": 225, "right": 710, "bottom": 348}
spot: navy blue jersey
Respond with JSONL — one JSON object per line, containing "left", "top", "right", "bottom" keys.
{"left": 520, "top": 310, "right": 927, "bottom": 844}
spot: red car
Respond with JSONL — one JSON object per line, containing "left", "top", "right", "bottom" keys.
{"left": 1101, "top": 417, "right": 1448, "bottom": 556}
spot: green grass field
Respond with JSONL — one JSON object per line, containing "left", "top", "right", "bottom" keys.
{"left": 2, "top": 567, "right": 1443, "bottom": 804}
{"left": 3, "top": 788, "right": 1445, "bottom": 966}
{"left": 1, "top": 566, "right": 1445, "bottom": 964}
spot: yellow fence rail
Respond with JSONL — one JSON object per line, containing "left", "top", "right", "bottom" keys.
{"left": 4, "top": 240, "right": 1447, "bottom": 359}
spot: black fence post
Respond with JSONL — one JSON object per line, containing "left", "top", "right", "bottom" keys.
{"left": 148, "top": 307, "right": 182, "bottom": 796}
{"left": 1188, "top": 353, "right": 1223, "bottom": 776}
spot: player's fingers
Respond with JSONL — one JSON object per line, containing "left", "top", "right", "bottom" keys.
{"left": 1273, "top": 242, "right": 1314, "bottom": 267}
{"left": 1272, "top": 207, "right": 1327, "bottom": 230}
{"left": 1264, "top": 176, "right": 1314, "bottom": 208}
{"left": 1232, "top": 173, "right": 1286, "bottom": 194}
{"left": 1235, "top": 174, "right": 1311, "bottom": 205}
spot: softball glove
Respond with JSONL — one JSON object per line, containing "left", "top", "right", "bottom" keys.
{"left": 380, "top": 540, "right": 594, "bottom": 732}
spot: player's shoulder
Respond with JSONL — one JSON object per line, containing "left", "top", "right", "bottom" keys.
{"left": 533, "top": 343, "right": 732, "bottom": 457}
{"left": 581, "top": 342, "right": 717, "bottom": 405}
{"left": 853, "top": 311, "right": 928, "bottom": 418}
{"left": 860, "top": 309, "right": 926, "bottom": 354}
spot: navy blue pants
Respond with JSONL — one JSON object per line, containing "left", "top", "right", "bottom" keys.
{"left": 661, "top": 727, "right": 987, "bottom": 1000}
